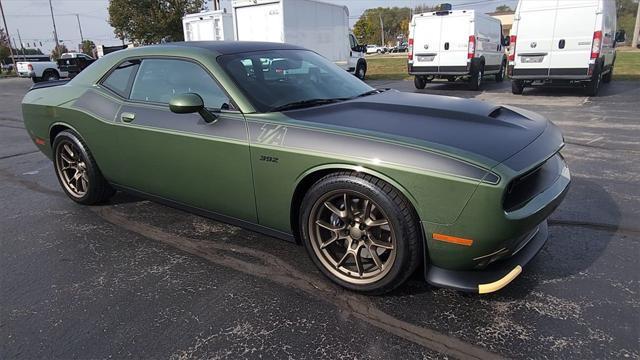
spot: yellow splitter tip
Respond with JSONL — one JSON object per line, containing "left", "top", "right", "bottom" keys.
{"left": 478, "top": 265, "right": 523, "bottom": 294}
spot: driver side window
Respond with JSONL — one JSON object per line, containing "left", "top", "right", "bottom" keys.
{"left": 129, "top": 58, "right": 229, "bottom": 109}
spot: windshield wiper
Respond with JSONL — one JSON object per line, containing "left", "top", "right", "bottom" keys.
{"left": 270, "top": 98, "right": 347, "bottom": 112}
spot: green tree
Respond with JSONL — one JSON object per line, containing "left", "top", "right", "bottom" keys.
{"left": 353, "top": 7, "right": 415, "bottom": 45}
{"left": 494, "top": 5, "right": 514, "bottom": 13}
{"left": 0, "top": 28, "right": 11, "bottom": 64}
{"left": 81, "top": 40, "right": 96, "bottom": 57}
{"left": 616, "top": 0, "right": 638, "bottom": 43}
{"left": 108, "top": 0, "right": 204, "bottom": 44}
{"left": 51, "top": 44, "right": 68, "bottom": 60}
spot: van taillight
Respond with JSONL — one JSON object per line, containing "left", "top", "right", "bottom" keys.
{"left": 508, "top": 35, "right": 517, "bottom": 61}
{"left": 591, "top": 31, "right": 602, "bottom": 60}
{"left": 28, "top": 64, "right": 33, "bottom": 71}
{"left": 408, "top": 38, "right": 414, "bottom": 61}
{"left": 467, "top": 35, "right": 476, "bottom": 59}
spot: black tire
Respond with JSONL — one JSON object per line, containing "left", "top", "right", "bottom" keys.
{"left": 414, "top": 75, "right": 426, "bottom": 89}
{"left": 511, "top": 80, "right": 524, "bottom": 95}
{"left": 300, "top": 171, "right": 422, "bottom": 294}
{"left": 355, "top": 61, "right": 366, "bottom": 80}
{"left": 52, "top": 130, "right": 115, "bottom": 205}
{"left": 495, "top": 60, "right": 506, "bottom": 82}
{"left": 586, "top": 64, "right": 603, "bottom": 97}
{"left": 469, "top": 64, "right": 483, "bottom": 90}
{"left": 42, "top": 69, "right": 60, "bottom": 81}
{"left": 602, "top": 64, "right": 613, "bottom": 83}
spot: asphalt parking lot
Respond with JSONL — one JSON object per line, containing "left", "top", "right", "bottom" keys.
{"left": 1, "top": 77, "right": 639, "bottom": 359}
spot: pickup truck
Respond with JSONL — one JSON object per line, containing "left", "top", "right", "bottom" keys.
{"left": 16, "top": 55, "right": 67, "bottom": 83}
{"left": 57, "top": 52, "right": 96, "bottom": 78}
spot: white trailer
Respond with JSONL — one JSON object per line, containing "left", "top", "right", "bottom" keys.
{"left": 182, "top": 9, "right": 234, "bottom": 41}
{"left": 231, "top": 0, "right": 367, "bottom": 79}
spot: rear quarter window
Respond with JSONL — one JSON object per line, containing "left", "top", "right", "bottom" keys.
{"left": 101, "top": 60, "right": 140, "bottom": 98}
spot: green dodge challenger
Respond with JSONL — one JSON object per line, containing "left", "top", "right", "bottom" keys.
{"left": 22, "top": 42, "right": 570, "bottom": 294}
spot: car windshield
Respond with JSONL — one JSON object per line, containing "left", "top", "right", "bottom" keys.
{"left": 217, "top": 49, "right": 373, "bottom": 113}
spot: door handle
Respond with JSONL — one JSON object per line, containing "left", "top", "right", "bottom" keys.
{"left": 444, "top": 42, "right": 449, "bottom": 50}
{"left": 558, "top": 39, "right": 565, "bottom": 49}
{"left": 121, "top": 112, "right": 135, "bottom": 123}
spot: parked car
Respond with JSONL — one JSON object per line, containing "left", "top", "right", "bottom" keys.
{"left": 408, "top": 9, "right": 508, "bottom": 90}
{"left": 508, "top": 0, "right": 624, "bottom": 96}
{"left": 366, "top": 44, "right": 385, "bottom": 54}
{"left": 22, "top": 42, "right": 570, "bottom": 295}
{"left": 232, "top": 0, "right": 367, "bottom": 80}
{"left": 16, "top": 55, "right": 67, "bottom": 83}
{"left": 391, "top": 42, "right": 408, "bottom": 53}
{"left": 57, "top": 53, "right": 96, "bottom": 78}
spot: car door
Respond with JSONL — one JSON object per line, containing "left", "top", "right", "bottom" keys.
{"left": 101, "top": 57, "right": 257, "bottom": 223}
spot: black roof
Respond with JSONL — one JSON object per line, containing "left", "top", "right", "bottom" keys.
{"left": 161, "top": 41, "right": 307, "bottom": 55}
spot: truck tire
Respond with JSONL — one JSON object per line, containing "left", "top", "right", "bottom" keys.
{"left": 414, "top": 76, "right": 426, "bottom": 89}
{"left": 469, "top": 64, "right": 483, "bottom": 91}
{"left": 586, "top": 64, "right": 603, "bottom": 97}
{"left": 511, "top": 80, "right": 524, "bottom": 94}
{"left": 602, "top": 63, "right": 614, "bottom": 83}
{"left": 42, "top": 69, "right": 60, "bottom": 82}
{"left": 355, "top": 61, "right": 367, "bottom": 80}
{"left": 495, "top": 60, "right": 506, "bottom": 82}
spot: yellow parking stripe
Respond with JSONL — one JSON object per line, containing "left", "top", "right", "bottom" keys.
{"left": 478, "top": 265, "right": 523, "bottom": 294}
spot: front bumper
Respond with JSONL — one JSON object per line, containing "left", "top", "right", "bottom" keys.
{"left": 426, "top": 221, "right": 548, "bottom": 293}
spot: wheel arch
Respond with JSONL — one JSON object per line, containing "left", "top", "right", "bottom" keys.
{"left": 49, "top": 122, "right": 82, "bottom": 146}
{"left": 289, "top": 164, "right": 421, "bottom": 244}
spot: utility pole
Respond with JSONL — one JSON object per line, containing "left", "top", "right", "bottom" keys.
{"left": 76, "top": 14, "right": 84, "bottom": 43}
{"left": 48, "top": 0, "right": 60, "bottom": 55}
{"left": 0, "top": 0, "right": 17, "bottom": 72}
{"left": 633, "top": 2, "right": 640, "bottom": 48}
{"left": 16, "top": 28, "right": 25, "bottom": 56}
{"left": 379, "top": 14, "right": 384, "bottom": 46}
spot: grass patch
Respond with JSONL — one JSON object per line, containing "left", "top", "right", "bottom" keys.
{"left": 612, "top": 51, "right": 640, "bottom": 80}
{"left": 365, "top": 52, "right": 640, "bottom": 81}
{"left": 0, "top": 70, "right": 17, "bottom": 78}
{"left": 366, "top": 56, "right": 410, "bottom": 81}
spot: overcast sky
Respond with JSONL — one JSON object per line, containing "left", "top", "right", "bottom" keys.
{"left": 1, "top": 0, "right": 518, "bottom": 53}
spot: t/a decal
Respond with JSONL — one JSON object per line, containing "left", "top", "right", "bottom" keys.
{"left": 256, "top": 124, "right": 287, "bottom": 146}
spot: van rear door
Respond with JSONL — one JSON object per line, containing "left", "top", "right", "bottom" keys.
{"left": 412, "top": 15, "right": 442, "bottom": 70}
{"left": 438, "top": 12, "right": 472, "bottom": 72}
{"left": 513, "top": 0, "right": 558, "bottom": 76}
{"left": 548, "top": 0, "right": 598, "bottom": 75}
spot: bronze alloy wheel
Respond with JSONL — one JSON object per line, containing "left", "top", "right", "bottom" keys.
{"left": 55, "top": 140, "right": 89, "bottom": 198}
{"left": 308, "top": 190, "right": 397, "bottom": 285}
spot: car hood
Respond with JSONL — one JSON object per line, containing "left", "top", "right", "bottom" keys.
{"left": 284, "top": 90, "right": 550, "bottom": 167}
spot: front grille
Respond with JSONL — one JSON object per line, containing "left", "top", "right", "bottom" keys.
{"left": 503, "top": 154, "right": 564, "bottom": 212}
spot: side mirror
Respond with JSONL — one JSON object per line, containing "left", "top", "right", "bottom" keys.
{"left": 169, "top": 93, "right": 217, "bottom": 123}
{"left": 615, "top": 30, "right": 626, "bottom": 43}
{"left": 502, "top": 36, "right": 510, "bottom": 47}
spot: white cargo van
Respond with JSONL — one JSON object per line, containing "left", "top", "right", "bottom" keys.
{"left": 183, "top": 9, "right": 234, "bottom": 41}
{"left": 231, "top": 0, "right": 367, "bottom": 79}
{"left": 408, "top": 9, "right": 508, "bottom": 90}
{"left": 508, "top": 0, "right": 625, "bottom": 96}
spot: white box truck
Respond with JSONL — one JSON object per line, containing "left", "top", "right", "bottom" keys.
{"left": 508, "top": 0, "right": 626, "bottom": 96}
{"left": 183, "top": 9, "right": 234, "bottom": 41}
{"left": 408, "top": 8, "right": 508, "bottom": 90}
{"left": 231, "top": 0, "right": 367, "bottom": 79}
